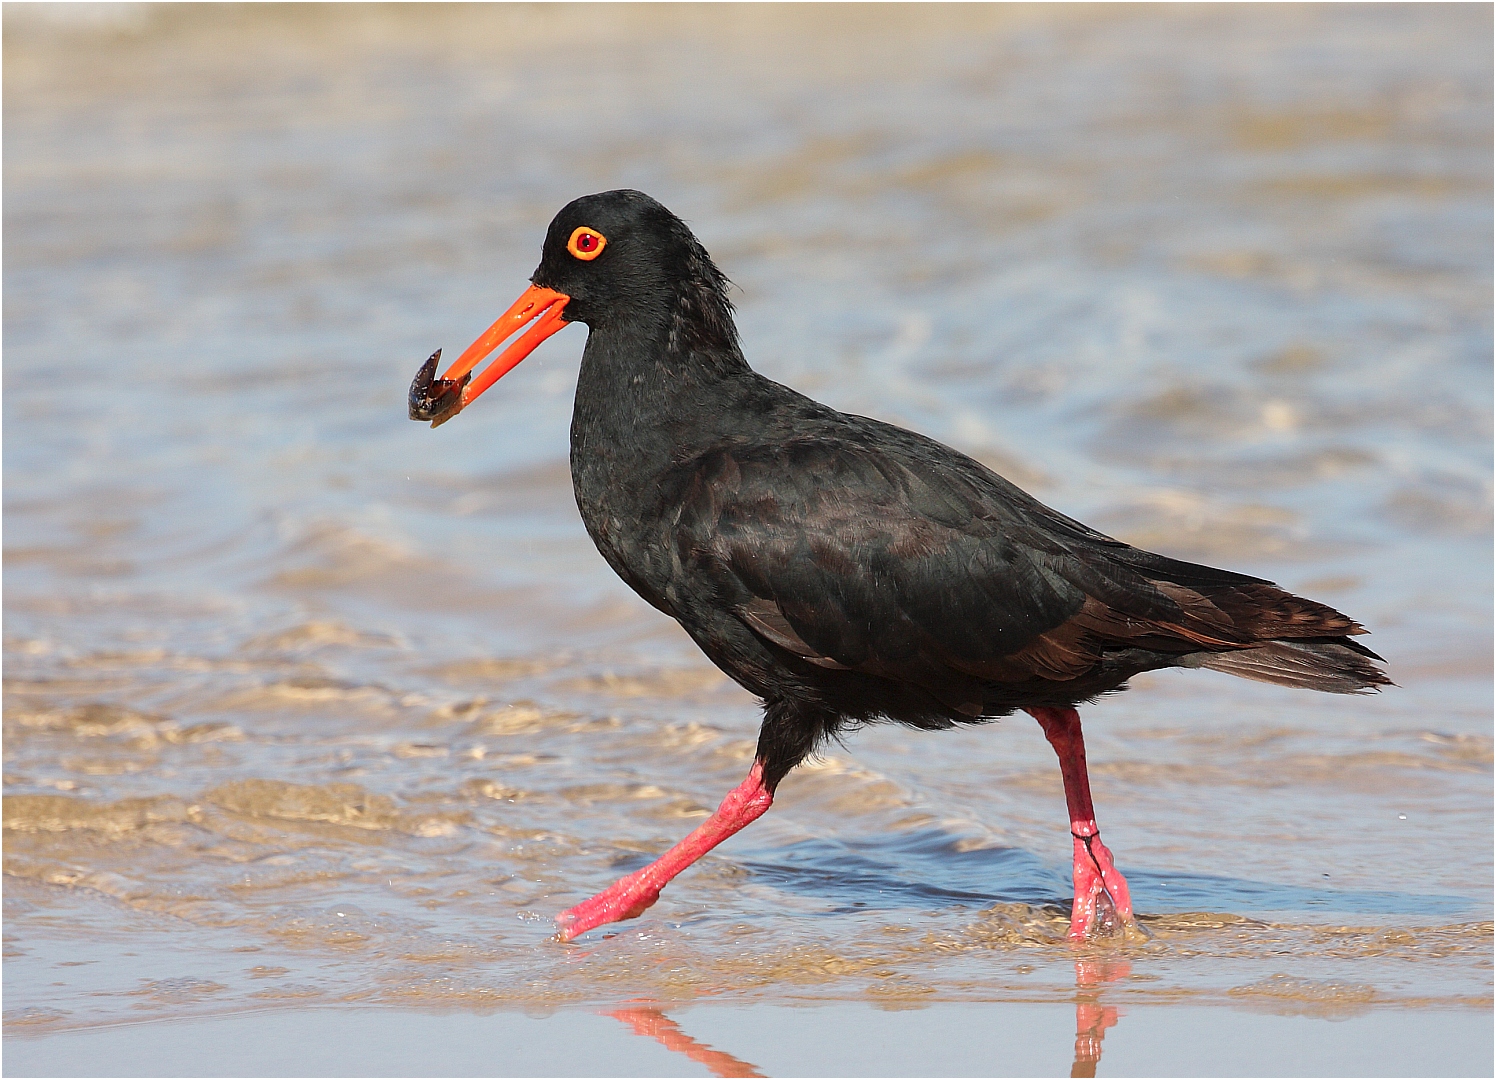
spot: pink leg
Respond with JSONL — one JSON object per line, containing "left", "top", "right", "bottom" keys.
{"left": 609, "top": 1008, "right": 765, "bottom": 1078}
{"left": 555, "top": 761, "right": 773, "bottom": 941}
{"left": 1027, "top": 706, "right": 1136, "bottom": 941}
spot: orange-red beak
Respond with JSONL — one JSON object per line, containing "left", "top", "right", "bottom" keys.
{"left": 409, "top": 284, "right": 570, "bottom": 427}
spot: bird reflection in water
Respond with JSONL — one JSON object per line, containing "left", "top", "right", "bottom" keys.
{"left": 1071, "top": 959, "right": 1130, "bottom": 1078}
{"left": 608, "top": 1006, "right": 765, "bottom": 1079}
{"left": 606, "top": 960, "right": 1129, "bottom": 1078}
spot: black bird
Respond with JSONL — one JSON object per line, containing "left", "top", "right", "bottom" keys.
{"left": 410, "top": 190, "right": 1388, "bottom": 942}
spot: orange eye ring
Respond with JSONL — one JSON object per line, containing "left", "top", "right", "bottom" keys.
{"left": 567, "top": 226, "right": 607, "bottom": 261}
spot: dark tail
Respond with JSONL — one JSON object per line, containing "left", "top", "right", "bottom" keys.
{"left": 1189, "top": 637, "right": 1391, "bottom": 693}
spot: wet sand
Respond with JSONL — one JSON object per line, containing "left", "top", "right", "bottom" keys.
{"left": 4, "top": 4, "right": 1491, "bottom": 1076}
{"left": 5, "top": 1001, "right": 1493, "bottom": 1077}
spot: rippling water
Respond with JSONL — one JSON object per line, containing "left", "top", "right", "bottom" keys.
{"left": 4, "top": 5, "right": 1491, "bottom": 1071}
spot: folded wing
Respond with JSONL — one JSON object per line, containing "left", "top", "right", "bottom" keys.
{"left": 668, "top": 422, "right": 1383, "bottom": 712}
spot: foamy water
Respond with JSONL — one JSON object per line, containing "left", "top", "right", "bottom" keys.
{"left": 4, "top": 6, "right": 1490, "bottom": 1074}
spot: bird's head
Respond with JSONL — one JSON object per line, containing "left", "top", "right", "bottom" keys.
{"left": 410, "top": 189, "right": 736, "bottom": 427}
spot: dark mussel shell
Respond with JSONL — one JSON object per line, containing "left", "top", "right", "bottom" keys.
{"left": 409, "top": 349, "right": 470, "bottom": 427}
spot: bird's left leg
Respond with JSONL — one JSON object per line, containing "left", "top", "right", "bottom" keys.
{"left": 555, "top": 760, "right": 774, "bottom": 941}
{"left": 1027, "top": 706, "right": 1138, "bottom": 941}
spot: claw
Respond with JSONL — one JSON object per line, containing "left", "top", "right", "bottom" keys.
{"left": 408, "top": 349, "right": 470, "bottom": 427}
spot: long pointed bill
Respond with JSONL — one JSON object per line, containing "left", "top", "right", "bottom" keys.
{"left": 408, "top": 284, "right": 570, "bottom": 427}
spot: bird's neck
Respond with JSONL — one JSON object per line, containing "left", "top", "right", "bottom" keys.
{"left": 570, "top": 292, "right": 752, "bottom": 462}
{"left": 568, "top": 299, "right": 761, "bottom": 562}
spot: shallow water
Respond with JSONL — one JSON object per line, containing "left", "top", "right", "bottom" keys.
{"left": 4, "top": 5, "right": 1491, "bottom": 1075}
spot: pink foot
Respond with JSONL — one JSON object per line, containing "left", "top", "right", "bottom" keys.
{"left": 555, "top": 868, "right": 663, "bottom": 941}
{"left": 1026, "top": 707, "right": 1144, "bottom": 943}
{"left": 555, "top": 762, "right": 773, "bottom": 942}
{"left": 1066, "top": 828, "right": 1135, "bottom": 941}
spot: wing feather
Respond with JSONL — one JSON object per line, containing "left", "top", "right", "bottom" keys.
{"left": 667, "top": 422, "right": 1365, "bottom": 699}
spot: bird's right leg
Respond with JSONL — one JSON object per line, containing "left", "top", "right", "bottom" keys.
{"left": 554, "top": 760, "right": 774, "bottom": 941}
{"left": 554, "top": 700, "right": 814, "bottom": 942}
{"left": 1027, "top": 706, "right": 1138, "bottom": 941}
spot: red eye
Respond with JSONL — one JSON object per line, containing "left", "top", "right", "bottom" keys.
{"left": 567, "top": 226, "right": 607, "bottom": 260}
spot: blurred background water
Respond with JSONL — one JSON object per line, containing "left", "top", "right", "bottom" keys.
{"left": 4, "top": 4, "right": 1491, "bottom": 1072}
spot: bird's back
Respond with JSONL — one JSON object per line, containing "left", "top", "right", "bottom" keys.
{"left": 639, "top": 374, "right": 1388, "bottom": 723}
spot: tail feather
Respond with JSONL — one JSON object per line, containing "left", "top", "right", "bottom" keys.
{"left": 1189, "top": 639, "right": 1391, "bottom": 694}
